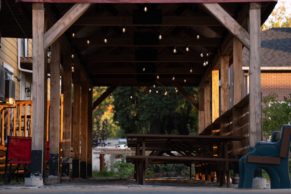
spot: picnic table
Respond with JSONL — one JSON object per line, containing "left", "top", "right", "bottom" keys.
{"left": 126, "top": 134, "right": 242, "bottom": 186}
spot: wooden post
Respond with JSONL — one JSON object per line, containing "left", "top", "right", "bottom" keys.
{"left": 80, "top": 83, "right": 89, "bottom": 178}
{"left": 249, "top": 3, "right": 262, "bottom": 147}
{"left": 30, "top": 3, "right": 45, "bottom": 186}
{"left": 198, "top": 87, "right": 205, "bottom": 134}
{"left": 62, "top": 58, "right": 73, "bottom": 177}
{"left": 233, "top": 38, "right": 243, "bottom": 104}
{"left": 87, "top": 88, "right": 93, "bottom": 177}
{"left": 220, "top": 56, "right": 230, "bottom": 114}
{"left": 72, "top": 74, "right": 81, "bottom": 178}
{"left": 211, "top": 70, "right": 219, "bottom": 122}
{"left": 204, "top": 80, "right": 211, "bottom": 127}
{"left": 48, "top": 41, "right": 61, "bottom": 179}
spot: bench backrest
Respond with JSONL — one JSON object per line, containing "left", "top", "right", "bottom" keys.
{"left": 279, "top": 125, "right": 291, "bottom": 158}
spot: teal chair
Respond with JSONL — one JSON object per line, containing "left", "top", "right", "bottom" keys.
{"left": 239, "top": 125, "right": 291, "bottom": 189}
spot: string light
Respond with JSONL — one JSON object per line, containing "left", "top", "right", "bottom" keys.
{"left": 156, "top": 75, "right": 160, "bottom": 80}
{"left": 173, "top": 48, "right": 177, "bottom": 54}
{"left": 104, "top": 38, "right": 108, "bottom": 44}
{"left": 144, "top": 6, "right": 148, "bottom": 12}
{"left": 86, "top": 40, "right": 90, "bottom": 45}
{"left": 175, "top": 88, "right": 179, "bottom": 93}
{"left": 189, "top": 68, "right": 193, "bottom": 73}
{"left": 149, "top": 89, "right": 152, "bottom": 93}
{"left": 185, "top": 47, "right": 190, "bottom": 52}
{"left": 172, "top": 76, "right": 175, "bottom": 81}
{"left": 200, "top": 53, "right": 204, "bottom": 58}
{"left": 130, "top": 95, "right": 133, "bottom": 99}
{"left": 206, "top": 53, "right": 209, "bottom": 57}
{"left": 71, "top": 54, "right": 75, "bottom": 59}
{"left": 196, "top": 34, "right": 200, "bottom": 39}
{"left": 71, "top": 66, "right": 75, "bottom": 72}
{"left": 142, "top": 67, "right": 146, "bottom": 72}
{"left": 158, "top": 34, "right": 162, "bottom": 40}
{"left": 156, "top": 90, "right": 159, "bottom": 94}
{"left": 153, "top": 84, "right": 156, "bottom": 88}
{"left": 89, "top": 88, "right": 92, "bottom": 91}
{"left": 184, "top": 79, "right": 187, "bottom": 83}
{"left": 164, "top": 91, "right": 168, "bottom": 96}
{"left": 72, "top": 33, "right": 75, "bottom": 38}
{"left": 122, "top": 27, "right": 126, "bottom": 33}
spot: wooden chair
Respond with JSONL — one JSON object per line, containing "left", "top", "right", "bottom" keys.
{"left": 239, "top": 125, "right": 291, "bottom": 189}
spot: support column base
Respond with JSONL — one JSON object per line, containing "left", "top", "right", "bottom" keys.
{"left": 80, "top": 161, "right": 87, "bottom": 178}
{"left": 72, "top": 159, "right": 79, "bottom": 178}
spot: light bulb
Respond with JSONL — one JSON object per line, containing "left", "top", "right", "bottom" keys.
{"left": 185, "top": 47, "right": 190, "bottom": 52}
{"left": 144, "top": 6, "right": 148, "bottom": 12}
{"left": 86, "top": 40, "right": 90, "bottom": 45}
{"left": 158, "top": 34, "right": 162, "bottom": 40}
{"left": 104, "top": 38, "right": 108, "bottom": 43}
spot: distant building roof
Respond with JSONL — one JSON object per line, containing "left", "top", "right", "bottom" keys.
{"left": 243, "top": 28, "right": 291, "bottom": 67}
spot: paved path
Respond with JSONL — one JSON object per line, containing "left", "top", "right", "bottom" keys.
{"left": 0, "top": 184, "right": 291, "bottom": 194}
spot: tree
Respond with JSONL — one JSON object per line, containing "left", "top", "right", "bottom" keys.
{"left": 262, "top": 93, "right": 291, "bottom": 138}
{"left": 112, "top": 86, "right": 198, "bottom": 135}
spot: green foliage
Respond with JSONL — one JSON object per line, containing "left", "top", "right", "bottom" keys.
{"left": 262, "top": 93, "right": 291, "bottom": 138}
{"left": 112, "top": 87, "right": 198, "bottom": 135}
{"left": 113, "top": 160, "right": 134, "bottom": 179}
{"left": 92, "top": 170, "right": 115, "bottom": 177}
{"left": 92, "top": 87, "right": 121, "bottom": 142}
{"left": 145, "top": 164, "right": 190, "bottom": 178}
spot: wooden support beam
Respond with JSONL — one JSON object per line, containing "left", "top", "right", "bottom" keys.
{"left": 198, "top": 87, "right": 205, "bottom": 134}
{"left": 211, "top": 70, "right": 219, "bottom": 122}
{"left": 249, "top": 3, "right": 262, "bottom": 147}
{"left": 87, "top": 88, "right": 93, "bottom": 177}
{"left": 204, "top": 80, "right": 211, "bottom": 127}
{"left": 80, "top": 83, "right": 89, "bottom": 178}
{"left": 62, "top": 58, "right": 73, "bottom": 177}
{"left": 44, "top": 3, "right": 90, "bottom": 49}
{"left": 174, "top": 83, "right": 198, "bottom": 109}
{"left": 203, "top": 3, "right": 250, "bottom": 49}
{"left": 233, "top": 38, "right": 244, "bottom": 104}
{"left": 72, "top": 75, "right": 81, "bottom": 178}
{"left": 31, "top": 3, "right": 45, "bottom": 183}
{"left": 92, "top": 86, "right": 116, "bottom": 111}
{"left": 49, "top": 41, "right": 61, "bottom": 178}
{"left": 220, "top": 56, "right": 230, "bottom": 114}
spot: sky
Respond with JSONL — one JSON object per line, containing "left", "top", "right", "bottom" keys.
{"left": 264, "top": 0, "right": 291, "bottom": 27}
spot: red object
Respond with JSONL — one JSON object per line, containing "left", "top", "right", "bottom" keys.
{"left": 7, "top": 136, "right": 32, "bottom": 164}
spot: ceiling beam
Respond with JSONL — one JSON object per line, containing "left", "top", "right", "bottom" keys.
{"left": 75, "top": 16, "right": 220, "bottom": 27}
{"left": 44, "top": 3, "right": 90, "bottom": 49}
{"left": 92, "top": 86, "right": 116, "bottom": 110}
{"left": 202, "top": 3, "right": 250, "bottom": 49}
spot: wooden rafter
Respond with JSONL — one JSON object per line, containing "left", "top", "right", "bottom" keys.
{"left": 44, "top": 3, "right": 91, "bottom": 49}
{"left": 173, "top": 82, "right": 198, "bottom": 109}
{"left": 202, "top": 3, "right": 250, "bottom": 48}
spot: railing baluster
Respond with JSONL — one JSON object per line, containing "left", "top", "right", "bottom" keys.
{"left": 1, "top": 111, "right": 4, "bottom": 146}
{"left": 13, "top": 106, "right": 17, "bottom": 136}
{"left": 7, "top": 109, "right": 11, "bottom": 136}
{"left": 24, "top": 104, "right": 27, "bottom": 137}
{"left": 19, "top": 104, "right": 22, "bottom": 136}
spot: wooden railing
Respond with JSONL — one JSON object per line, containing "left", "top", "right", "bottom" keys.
{"left": 200, "top": 95, "right": 250, "bottom": 156}
{"left": 0, "top": 101, "right": 32, "bottom": 146}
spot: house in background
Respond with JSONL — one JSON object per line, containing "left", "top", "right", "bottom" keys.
{"left": 243, "top": 28, "right": 291, "bottom": 100}
{"left": 0, "top": 37, "right": 33, "bottom": 102}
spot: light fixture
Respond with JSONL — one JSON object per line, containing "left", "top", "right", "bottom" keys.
{"left": 89, "top": 88, "right": 92, "bottom": 91}
{"left": 122, "top": 27, "right": 126, "bottom": 33}
{"left": 200, "top": 53, "right": 204, "bottom": 58}
{"left": 144, "top": 6, "right": 148, "bottom": 12}
{"left": 86, "top": 40, "right": 90, "bottom": 45}
{"left": 156, "top": 75, "right": 160, "bottom": 79}
{"left": 206, "top": 53, "right": 209, "bottom": 57}
{"left": 72, "top": 33, "right": 75, "bottom": 38}
{"left": 158, "top": 34, "right": 162, "bottom": 40}
{"left": 164, "top": 91, "right": 168, "bottom": 96}
{"left": 196, "top": 34, "right": 200, "bottom": 39}
{"left": 175, "top": 88, "right": 179, "bottom": 93}
{"left": 130, "top": 95, "right": 133, "bottom": 99}
{"left": 71, "top": 54, "right": 75, "bottom": 59}
{"left": 149, "top": 89, "right": 152, "bottom": 93}
{"left": 104, "top": 38, "right": 108, "bottom": 44}
{"left": 142, "top": 67, "right": 146, "bottom": 72}
{"left": 184, "top": 79, "right": 187, "bottom": 83}
{"left": 156, "top": 90, "right": 159, "bottom": 94}
{"left": 172, "top": 76, "right": 175, "bottom": 81}
{"left": 189, "top": 68, "right": 193, "bottom": 73}
{"left": 71, "top": 65, "right": 75, "bottom": 72}
{"left": 185, "top": 47, "right": 190, "bottom": 52}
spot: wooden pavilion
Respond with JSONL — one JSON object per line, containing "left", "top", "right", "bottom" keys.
{"left": 0, "top": 0, "right": 276, "bottom": 186}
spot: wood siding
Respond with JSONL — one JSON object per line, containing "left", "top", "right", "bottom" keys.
{"left": 0, "top": 38, "right": 20, "bottom": 100}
